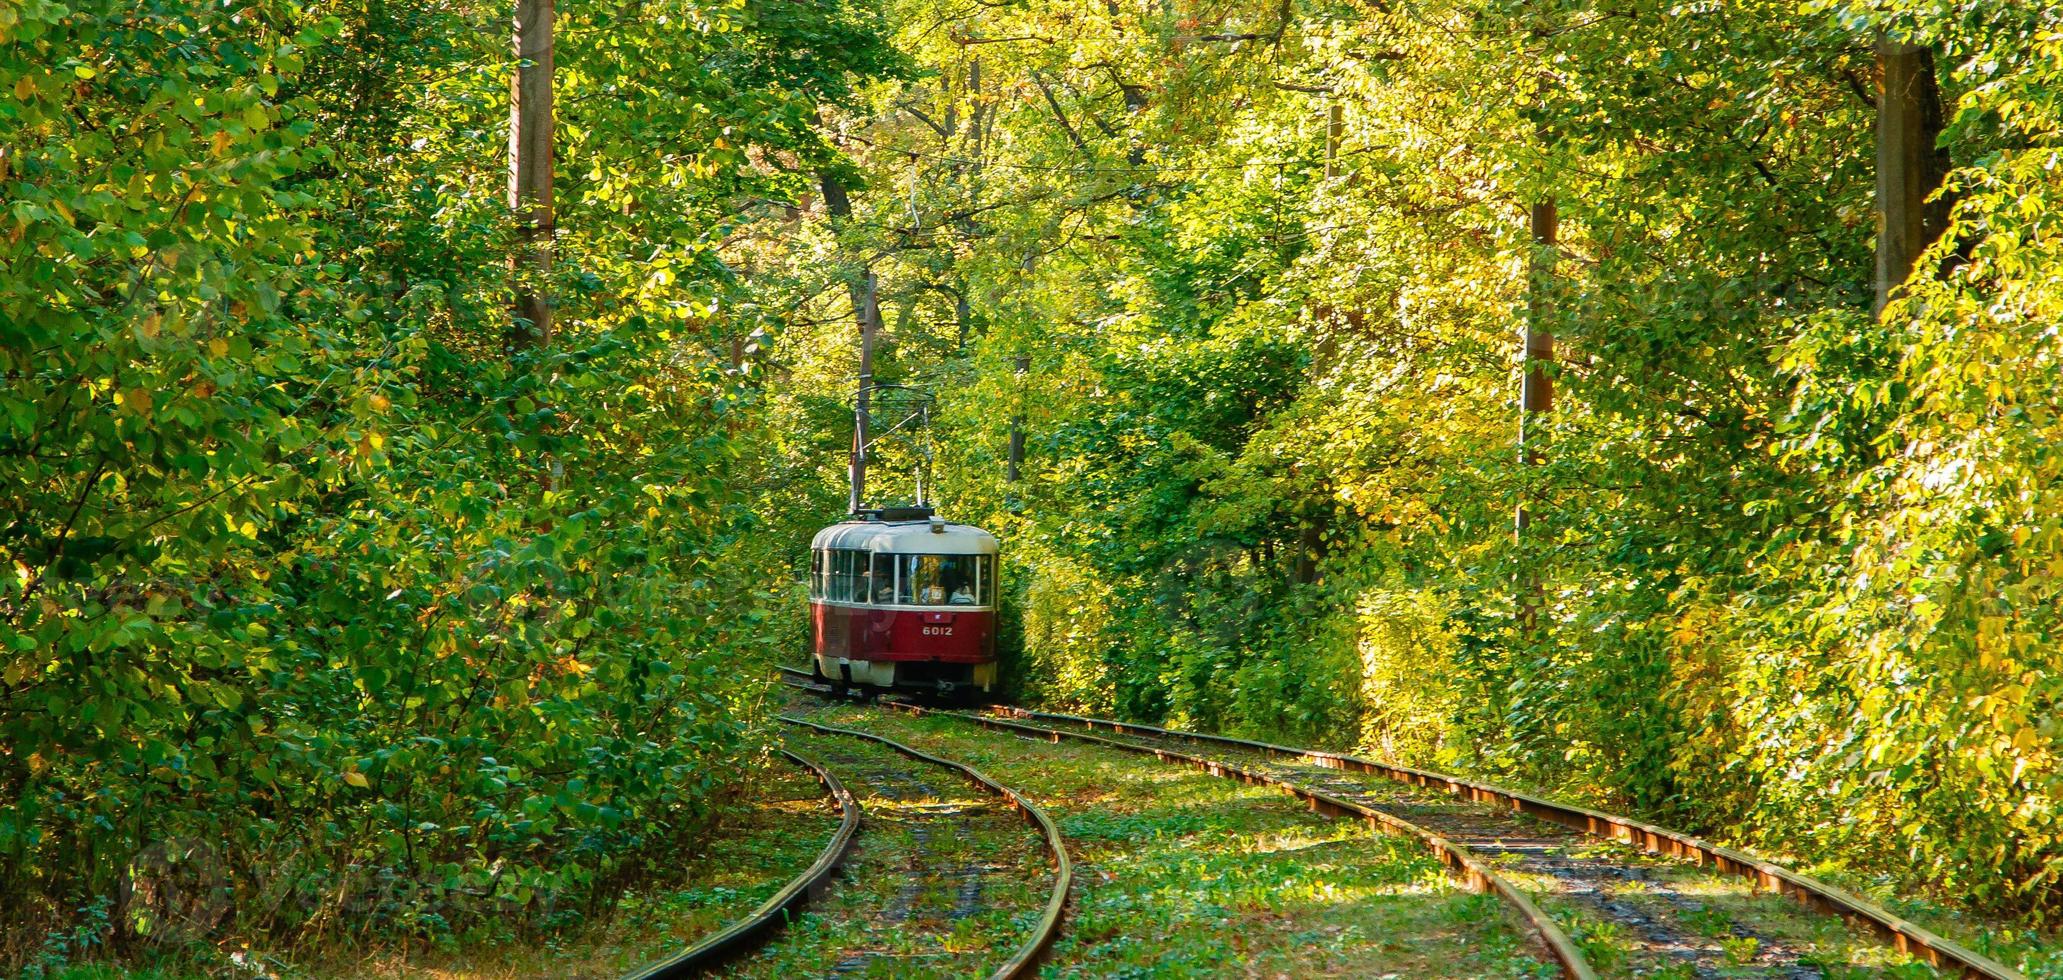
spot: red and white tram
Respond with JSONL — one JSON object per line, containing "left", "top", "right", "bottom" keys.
{"left": 808, "top": 507, "right": 999, "bottom": 698}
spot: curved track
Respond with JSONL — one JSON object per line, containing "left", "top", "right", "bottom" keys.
{"left": 781, "top": 715, "right": 1073, "bottom": 980}
{"left": 864, "top": 697, "right": 1595, "bottom": 979}
{"left": 996, "top": 706, "right": 2022, "bottom": 980}
{"left": 624, "top": 749, "right": 862, "bottom": 979}
{"left": 776, "top": 668, "right": 2024, "bottom": 978}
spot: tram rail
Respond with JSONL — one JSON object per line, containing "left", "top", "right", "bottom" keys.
{"left": 775, "top": 669, "right": 1588, "bottom": 976}
{"left": 995, "top": 706, "right": 2022, "bottom": 980}
{"left": 623, "top": 749, "right": 861, "bottom": 979}
{"left": 779, "top": 715, "right": 1073, "bottom": 979}
{"left": 859, "top": 695, "right": 1596, "bottom": 979}
{"left": 777, "top": 666, "right": 2024, "bottom": 979}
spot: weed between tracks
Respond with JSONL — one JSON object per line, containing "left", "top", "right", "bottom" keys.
{"left": 723, "top": 727, "right": 1048, "bottom": 979}
{"left": 1409, "top": 772, "right": 2062, "bottom": 977}
{"left": 1476, "top": 835, "right": 1951, "bottom": 978}
{"left": 796, "top": 702, "right": 1558, "bottom": 978}
{"left": 1010, "top": 716, "right": 2002, "bottom": 979}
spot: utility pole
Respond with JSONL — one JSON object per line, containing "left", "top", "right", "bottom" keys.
{"left": 1517, "top": 198, "right": 1556, "bottom": 529}
{"left": 1006, "top": 354, "right": 1028, "bottom": 487}
{"left": 852, "top": 272, "right": 878, "bottom": 514}
{"left": 1324, "top": 101, "right": 1344, "bottom": 180}
{"left": 509, "top": 0, "right": 554, "bottom": 348}
{"left": 1874, "top": 36, "right": 1951, "bottom": 317}
{"left": 821, "top": 174, "right": 878, "bottom": 514}
{"left": 1516, "top": 198, "right": 1556, "bottom": 627}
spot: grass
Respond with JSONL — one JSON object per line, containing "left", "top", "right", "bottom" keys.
{"left": 1792, "top": 864, "right": 2063, "bottom": 979}
{"left": 799, "top": 702, "right": 1559, "bottom": 978}
{"left": 998, "top": 708, "right": 2063, "bottom": 978}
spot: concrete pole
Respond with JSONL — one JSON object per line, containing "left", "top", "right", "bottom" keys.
{"left": 508, "top": 0, "right": 553, "bottom": 348}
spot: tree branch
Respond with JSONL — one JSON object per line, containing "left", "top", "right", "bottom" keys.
{"left": 899, "top": 102, "right": 953, "bottom": 141}
{"left": 950, "top": 32, "right": 1051, "bottom": 45}
{"left": 1031, "top": 71, "right": 1093, "bottom": 155}
{"left": 1840, "top": 67, "right": 1877, "bottom": 109}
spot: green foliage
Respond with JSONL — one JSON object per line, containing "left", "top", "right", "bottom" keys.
{"left": 8, "top": 0, "right": 2062, "bottom": 963}
{"left": 0, "top": 0, "right": 902, "bottom": 962}
{"left": 759, "top": 0, "right": 2063, "bottom": 930}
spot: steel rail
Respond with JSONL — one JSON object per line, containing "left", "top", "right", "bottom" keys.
{"left": 1002, "top": 707, "right": 2023, "bottom": 980}
{"left": 623, "top": 749, "right": 862, "bottom": 979}
{"left": 780, "top": 715, "right": 1073, "bottom": 980}
{"left": 874, "top": 699, "right": 1596, "bottom": 980}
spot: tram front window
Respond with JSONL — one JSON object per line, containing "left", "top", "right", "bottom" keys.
{"left": 896, "top": 554, "right": 980, "bottom": 606}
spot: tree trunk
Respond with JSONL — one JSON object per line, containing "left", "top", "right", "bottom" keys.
{"left": 1874, "top": 37, "right": 1951, "bottom": 317}
{"left": 509, "top": 0, "right": 554, "bottom": 348}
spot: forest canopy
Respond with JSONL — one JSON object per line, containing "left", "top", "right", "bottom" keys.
{"left": 2, "top": 0, "right": 2060, "bottom": 966}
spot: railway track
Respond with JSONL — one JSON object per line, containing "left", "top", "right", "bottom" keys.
{"left": 774, "top": 668, "right": 2021, "bottom": 979}
{"left": 625, "top": 750, "right": 862, "bottom": 978}
{"left": 881, "top": 701, "right": 1595, "bottom": 977}
{"left": 776, "top": 668, "right": 1586, "bottom": 976}
{"left": 995, "top": 707, "right": 2021, "bottom": 980}
{"left": 623, "top": 704, "right": 1068, "bottom": 979}
{"left": 966, "top": 709, "right": 1814, "bottom": 978}
{"left": 769, "top": 716, "right": 1072, "bottom": 979}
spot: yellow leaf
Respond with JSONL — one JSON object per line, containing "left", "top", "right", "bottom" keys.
{"left": 208, "top": 337, "right": 228, "bottom": 357}
{"left": 123, "top": 388, "right": 152, "bottom": 414}
{"left": 343, "top": 770, "right": 369, "bottom": 788}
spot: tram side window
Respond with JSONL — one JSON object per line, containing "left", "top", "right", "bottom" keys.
{"left": 827, "top": 549, "right": 859, "bottom": 603}
{"left": 867, "top": 552, "right": 894, "bottom": 604}
{"left": 809, "top": 549, "right": 823, "bottom": 600}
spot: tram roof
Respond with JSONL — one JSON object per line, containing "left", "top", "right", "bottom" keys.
{"left": 810, "top": 519, "right": 999, "bottom": 555}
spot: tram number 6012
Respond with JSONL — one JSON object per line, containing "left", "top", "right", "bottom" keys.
{"left": 923, "top": 626, "right": 954, "bottom": 637}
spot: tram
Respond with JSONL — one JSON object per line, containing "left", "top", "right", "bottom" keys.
{"left": 808, "top": 506, "right": 999, "bottom": 698}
